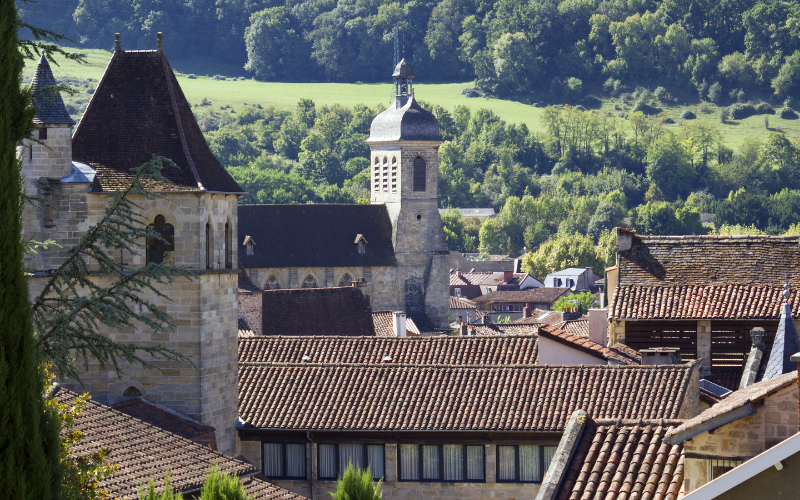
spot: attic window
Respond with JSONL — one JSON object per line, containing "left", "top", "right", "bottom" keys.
{"left": 354, "top": 234, "right": 368, "bottom": 254}
{"left": 243, "top": 235, "right": 255, "bottom": 256}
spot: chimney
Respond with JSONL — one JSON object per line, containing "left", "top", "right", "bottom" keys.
{"left": 467, "top": 325, "right": 475, "bottom": 336}
{"left": 588, "top": 308, "right": 608, "bottom": 346}
{"left": 560, "top": 309, "right": 581, "bottom": 321}
{"left": 503, "top": 270, "right": 513, "bottom": 282}
{"left": 459, "top": 322, "right": 468, "bottom": 336}
{"left": 640, "top": 348, "right": 682, "bottom": 365}
{"left": 523, "top": 303, "right": 532, "bottom": 318}
{"left": 740, "top": 327, "right": 766, "bottom": 389}
{"left": 393, "top": 311, "right": 407, "bottom": 338}
{"left": 456, "top": 267, "right": 461, "bottom": 277}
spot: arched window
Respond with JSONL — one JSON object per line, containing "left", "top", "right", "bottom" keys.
{"left": 265, "top": 275, "right": 281, "bottom": 290}
{"left": 205, "top": 223, "right": 212, "bottom": 269}
{"left": 146, "top": 215, "right": 174, "bottom": 264}
{"left": 301, "top": 275, "right": 318, "bottom": 288}
{"left": 413, "top": 156, "right": 426, "bottom": 191}
{"left": 338, "top": 273, "right": 353, "bottom": 287}
{"left": 224, "top": 222, "right": 232, "bottom": 269}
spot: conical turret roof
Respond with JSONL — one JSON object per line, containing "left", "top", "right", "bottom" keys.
{"left": 30, "top": 53, "right": 75, "bottom": 125}
{"left": 763, "top": 285, "right": 800, "bottom": 379}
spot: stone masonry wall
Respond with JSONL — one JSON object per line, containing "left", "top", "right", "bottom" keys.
{"left": 238, "top": 292, "right": 262, "bottom": 335}
{"left": 682, "top": 384, "right": 799, "bottom": 493}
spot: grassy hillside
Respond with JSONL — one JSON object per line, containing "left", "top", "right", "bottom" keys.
{"left": 22, "top": 48, "right": 800, "bottom": 149}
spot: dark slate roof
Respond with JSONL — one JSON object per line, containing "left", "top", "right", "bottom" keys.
{"left": 72, "top": 49, "right": 243, "bottom": 193}
{"left": 260, "top": 287, "right": 376, "bottom": 337}
{"left": 763, "top": 301, "right": 800, "bottom": 379}
{"left": 368, "top": 94, "right": 441, "bottom": 143}
{"left": 238, "top": 204, "right": 397, "bottom": 268}
{"left": 238, "top": 363, "right": 694, "bottom": 432}
{"left": 30, "top": 53, "right": 75, "bottom": 124}
{"left": 557, "top": 419, "right": 684, "bottom": 500}
{"left": 612, "top": 234, "right": 800, "bottom": 320}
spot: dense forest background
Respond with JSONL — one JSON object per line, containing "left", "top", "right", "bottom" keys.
{"left": 19, "top": 0, "right": 800, "bottom": 272}
{"left": 19, "top": 0, "right": 800, "bottom": 100}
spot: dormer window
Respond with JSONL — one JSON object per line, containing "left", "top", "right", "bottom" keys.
{"left": 243, "top": 235, "right": 255, "bottom": 256}
{"left": 354, "top": 234, "right": 368, "bottom": 254}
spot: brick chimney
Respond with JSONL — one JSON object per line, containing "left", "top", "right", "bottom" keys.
{"left": 467, "top": 325, "right": 475, "bottom": 336}
{"left": 523, "top": 303, "right": 532, "bottom": 318}
{"left": 560, "top": 308, "right": 581, "bottom": 321}
{"left": 503, "top": 270, "right": 513, "bottom": 282}
{"left": 459, "top": 322, "right": 468, "bottom": 336}
{"left": 392, "top": 311, "right": 407, "bottom": 338}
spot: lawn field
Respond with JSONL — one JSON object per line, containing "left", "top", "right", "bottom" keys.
{"left": 22, "top": 47, "right": 800, "bottom": 150}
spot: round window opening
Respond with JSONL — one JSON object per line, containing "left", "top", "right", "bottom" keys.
{"left": 416, "top": 214, "right": 422, "bottom": 220}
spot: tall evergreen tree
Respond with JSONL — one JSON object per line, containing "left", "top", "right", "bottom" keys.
{"left": 0, "top": 1, "right": 62, "bottom": 497}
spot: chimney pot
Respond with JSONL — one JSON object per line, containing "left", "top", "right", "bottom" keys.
{"left": 751, "top": 327, "right": 766, "bottom": 349}
{"left": 114, "top": 33, "right": 121, "bottom": 52}
{"left": 459, "top": 322, "right": 468, "bottom": 336}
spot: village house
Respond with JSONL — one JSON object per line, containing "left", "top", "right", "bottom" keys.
{"left": 472, "top": 288, "right": 572, "bottom": 322}
{"left": 237, "top": 57, "right": 450, "bottom": 328}
{"left": 236, "top": 335, "right": 699, "bottom": 499}
{"left": 450, "top": 269, "right": 542, "bottom": 299}
{"left": 544, "top": 267, "right": 601, "bottom": 292}
{"left": 607, "top": 228, "right": 800, "bottom": 388}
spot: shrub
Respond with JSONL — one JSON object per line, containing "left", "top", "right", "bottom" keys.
{"left": 212, "top": 74, "right": 225, "bottom": 80}
{"left": 681, "top": 110, "right": 696, "bottom": 120}
{"left": 755, "top": 102, "right": 774, "bottom": 114}
{"left": 186, "top": 74, "right": 196, "bottom": 79}
{"left": 653, "top": 86, "right": 668, "bottom": 101}
{"left": 461, "top": 87, "right": 482, "bottom": 98}
{"left": 779, "top": 107, "right": 798, "bottom": 119}
{"left": 719, "top": 107, "right": 730, "bottom": 122}
{"left": 631, "top": 102, "right": 662, "bottom": 115}
{"left": 582, "top": 95, "right": 602, "bottom": 109}
{"left": 699, "top": 103, "right": 710, "bottom": 113}
{"left": 617, "top": 112, "right": 628, "bottom": 119}
{"left": 331, "top": 463, "right": 382, "bottom": 500}
{"left": 727, "top": 102, "right": 756, "bottom": 120}
{"left": 663, "top": 117, "right": 675, "bottom": 124}
{"left": 198, "top": 466, "right": 248, "bottom": 500}
{"left": 707, "top": 82, "right": 723, "bottom": 103}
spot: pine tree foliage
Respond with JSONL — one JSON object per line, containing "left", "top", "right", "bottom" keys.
{"left": 138, "top": 472, "right": 183, "bottom": 500}
{"left": 0, "top": 1, "right": 62, "bottom": 497}
{"left": 32, "top": 157, "right": 194, "bottom": 381}
{"left": 330, "top": 463, "right": 383, "bottom": 500}
{"left": 198, "top": 465, "right": 251, "bottom": 500}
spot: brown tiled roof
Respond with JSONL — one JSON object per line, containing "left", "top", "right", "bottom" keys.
{"left": 449, "top": 272, "right": 502, "bottom": 286}
{"left": 371, "top": 311, "right": 421, "bottom": 337}
{"left": 666, "top": 371, "right": 797, "bottom": 442}
{"left": 110, "top": 398, "right": 217, "bottom": 448}
{"left": 242, "top": 475, "right": 307, "bottom": 500}
{"left": 473, "top": 288, "right": 571, "bottom": 304}
{"left": 557, "top": 419, "right": 684, "bottom": 500}
{"left": 610, "top": 285, "right": 800, "bottom": 320}
{"left": 513, "top": 309, "right": 563, "bottom": 325}
{"left": 469, "top": 324, "right": 540, "bottom": 336}
{"left": 238, "top": 317, "right": 257, "bottom": 338}
{"left": 239, "top": 335, "right": 537, "bottom": 365}
{"left": 612, "top": 234, "right": 800, "bottom": 319}
{"left": 238, "top": 363, "right": 694, "bottom": 431}
{"left": 73, "top": 49, "right": 243, "bottom": 193}
{"left": 449, "top": 296, "right": 477, "bottom": 309}
{"left": 238, "top": 204, "right": 397, "bottom": 268}
{"left": 260, "top": 287, "right": 375, "bottom": 337}
{"left": 556, "top": 318, "right": 589, "bottom": 337}
{"left": 538, "top": 325, "right": 640, "bottom": 365}
{"left": 57, "top": 388, "right": 257, "bottom": 498}
{"left": 448, "top": 251, "right": 516, "bottom": 273}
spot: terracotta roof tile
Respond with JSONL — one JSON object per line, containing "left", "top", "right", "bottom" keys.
{"left": 514, "top": 309, "right": 563, "bottom": 325}
{"left": 242, "top": 475, "right": 307, "bottom": 500}
{"left": 538, "top": 325, "right": 640, "bottom": 365}
{"left": 260, "top": 287, "right": 375, "bottom": 337}
{"left": 239, "top": 335, "right": 538, "bottom": 365}
{"left": 556, "top": 318, "right": 589, "bottom": 337}
{"left": 238, "top": 362, "right": 694, "bottom": 432}
{"left": 371, "top": 311, "right": 421, "bottom": 337}
{"left": 473, "top": 288, "right": 571, "bottom": 305}
{"left": 557, "top": 420, "right": 684, "bottom": 500}
{"left": 449, "top": 272, "right": 503, "bottom": 286}
{"left": 666, "top": 371, "right": 797, "bottom": 441}
{"left": 56, "top": 389, "right": 257, "bottom": 498}
{"left": 72, "top": 50, "right": 242, "bottom": 193}
{"left": 110, "top": 398, "right": 217, "bottom": 445}
{"left": 449, "top": 296, "right": 477, "bottom": 309}
{"left": 238, "top": 317, "right": 257, "bottom": 338}
{"left": 612, "top": 234, "right": 800, "bottom": 319}
{"left": 469, "top": 324, "right": 540, "bottom": 336}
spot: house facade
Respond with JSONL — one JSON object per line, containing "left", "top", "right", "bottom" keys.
{"left": 544, "top": 267, "right": 601, "bottom": 291}
{"left": 608, "top": 229, "right": 800, "bottom": 388}
{"left": 236, "top": 335, "right": 698, "bottom": 498}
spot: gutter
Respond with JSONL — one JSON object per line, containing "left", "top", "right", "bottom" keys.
{"left": 666, "top": 401, "right": 755, "bottom": 445}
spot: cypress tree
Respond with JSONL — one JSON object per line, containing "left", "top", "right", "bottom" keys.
{"left": 0, "top": 2, "right": 62, "bottom": 498}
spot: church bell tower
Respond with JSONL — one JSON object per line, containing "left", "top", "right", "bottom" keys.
{"left": 366, "top": 58, "right": 449, "bottom": 326}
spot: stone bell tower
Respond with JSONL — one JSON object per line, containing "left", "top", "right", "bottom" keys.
{"left": 366, "top": 58, "right": 449, "bottom": 327}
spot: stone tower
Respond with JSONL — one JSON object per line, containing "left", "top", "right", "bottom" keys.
{"left": 366, "top": 58, "right": 449, "bottom": 327}
{"left": 20, "top": 38, "right": 243, "bottom": 455}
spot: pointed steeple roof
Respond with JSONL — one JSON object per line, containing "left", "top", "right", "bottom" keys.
{"left": 763, "top": 283, "right": 800, "bottom": 379}
{"left": 30, "top": 53, "right": 75, "bottom": 125}
{"left": 72, "top": 37, "right": 243, "bottom": 194}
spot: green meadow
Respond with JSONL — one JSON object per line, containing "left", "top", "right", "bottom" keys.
{"left": 23, "top": 47, "right": 800, "bottom": 150}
